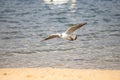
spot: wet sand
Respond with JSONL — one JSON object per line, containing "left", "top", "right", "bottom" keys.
{"left": 0, "top": 68, "right": 120, "bottom": 80}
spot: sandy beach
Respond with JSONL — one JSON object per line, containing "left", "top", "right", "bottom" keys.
{"left": 0, "top": 68, "right": 120, "bottom": 80}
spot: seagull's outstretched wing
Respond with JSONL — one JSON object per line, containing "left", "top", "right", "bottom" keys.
{"left": 65, "top": 23, "right": 87, "bottom": 34}
{"left": 41, "top": 34, "right": 60, "bottom": 41}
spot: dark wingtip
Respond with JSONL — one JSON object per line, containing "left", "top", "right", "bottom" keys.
{"left": 40, "top": 39, "right": 46, "bottom": 42}
{"left": 80, "top": 22, "right": 87, "bottom": 26}
{"left": 83, "top": 22, "right": 87, "bottom": 25}
{"left": 77, "top": 22, "right": 87, "bottom": 27}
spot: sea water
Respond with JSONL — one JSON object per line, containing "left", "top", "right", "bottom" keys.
{"left": 0, "top": 0, "right": 120, "bottom": 69}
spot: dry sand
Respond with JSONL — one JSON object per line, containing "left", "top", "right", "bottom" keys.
{"left": 0, "top": 68, "right": 120, "bottom": 80}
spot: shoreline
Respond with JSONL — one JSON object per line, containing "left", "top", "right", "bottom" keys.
{"left": 0, "top": 68, "right": 120, "bottom": 80}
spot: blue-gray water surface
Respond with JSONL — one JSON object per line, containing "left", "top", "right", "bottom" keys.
{"left": 0, "top": 0, "right": 120, "bottom": 69}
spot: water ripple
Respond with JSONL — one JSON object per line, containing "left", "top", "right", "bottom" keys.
{"left": 0, "top": 0, "right": 120, "bottom": 69}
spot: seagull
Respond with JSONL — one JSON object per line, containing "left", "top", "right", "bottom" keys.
{"left": 41, "top": 22, "right": 87, "bottom": 41}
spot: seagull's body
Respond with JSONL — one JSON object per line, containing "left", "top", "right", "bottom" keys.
{"left": 42, "top": 22, "right": 87, "bottom": 41}
{"left": 60, "top": 33, "right": 77, "bottom": 41}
